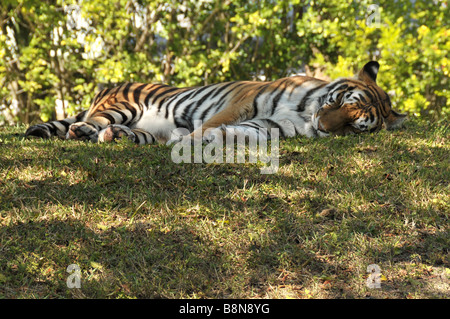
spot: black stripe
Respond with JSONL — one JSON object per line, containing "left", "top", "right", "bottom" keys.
{"left": 110, "top": 84, "right": 124, "bottom": 100}
{"left": 120, "top": 101, "right": 137, "bottom": 118}
{"left": 325, "top": 79, "right": 361, "bottom": 97}
{"left": 174, "top": 117, "right": 194, "bottom": 132}
{"left": 288, "top": 78, "right": 317, "bottom": 98}
{"left": 172, "top": 89, "right": 199, "bottom": 123}
{"left": 132, "top": 83, "right": 149, "bottom": 104}
{"left": 111, "top": 109, "right": 128, "bottom": 123}
{"left": 252, "top": 83, "right": 272, "bottom": 118}
{"left": 155, "top": 87, "right": 180, "bottom": 113}
{"left": 47, "top": 122, "right": 58, "bottom": 134}
{"left": 171, "top": 88, "right": 198, "bottom": 115}
{"left": 99, "top": 112, "right": 116, "bottom": 124}
{"left": 369, "top": 108, "right": 375, "bottom": 123}
{"left": 164, "top": 101, "right": 173, "bottom": 118}
{"left": 271, "top": 80, "right": 289, "bottom": 115}
{"left": 199, "top": 99, "right": 224, "bottom": 122}
{"left": 335, "top": 90, "right": 347, "bottom": 107}
{"left": 335, "top": 84, "right": 349, "bottom": 93}
{"left": 76, "top": 110, "right": 87, "bottom": 122}
{"left": 99, "top": 87, "right": 112, "bottom": 99}
{"left": 179, "top": 86, "right": 213, "bottom": 122}
{"left": 193, "top": 84, "right": 214, "bottom": 96}
{"left": 143, "top": 85, "right": 169, "bottom": 108}
{"left": 231, "top": 82, "right": 252, "bottom": 100}
{"left": 94, "top": 88, "right": 110, "bottom": 104}
{"left": 297, "top": 83, "right": 327, "bottom": 112}
{"left": 212, "top": 97, "right": 229, "bottom": 113}
{"left": 181, "top": 85, "right": 214, "bottom": 122}
{"left": 163, "top": 91, "right": 187, "bottom": 119}
{"left": 136, "top": 105, "right": 144, "bottom": 123}
{"left": 60, "top": 120, "right": 71, "bottom": 129}
{"left": 241, "top": 122, "right": 262, "bottom": 130}
{"left": 199, "top": 101, "right": 219, "bottom": 122}
{"left": 139, "top": 131, "right": 148, "bottom": 144}
{"left": 358, "top": 93, "right": 367, "bottom": 103}
{"left": 153, "top": 87, "right": 181, "bottom": 105}
{"left": 210, "top": 81, "right": 237, "bottom": 100}
{"left": 188, "top": 85, "right": 222, "bottom": 119}
{"left": 180, "top": 104, "right": 195, "bottom": 123}
{"left": 367, "top": 86, "right": 388, "bottom": 117}
{"left": 367, "top": 86, "right": 382, "bottom": 102}
{"left": 363, "top": 89, "right": 375, "bottom": 101}
{"left": 324, "top": 79, "right": 348, "bottom": 93}
{"left": 121, "top": 83, "right": 133, "bottom": 101}
{"left": 373, "top": 104, "right": 381, "bottom": 123}
{"left": 266, "top": 119, "right": 285, "bottom": 137}
{"left": 134, "top": 130, "right": 155, "bottom": 144}
{"left": 198, "top": 82, "right": 244, "bottom": 121}
{"left": 93, "top": 91, "right": 103, "bottom": 104}
{"left": 149, "top": 132, "right": 156, "bottom": 143}
{"left": 93, "top": 91, "right": 102, "bottom": 104}
{"left": 83, "top": 122, "right": 100, "bottom": 131}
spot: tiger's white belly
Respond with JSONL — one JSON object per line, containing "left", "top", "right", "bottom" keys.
{"left": 134, "top": 111, "right": 177, "bottom": 141}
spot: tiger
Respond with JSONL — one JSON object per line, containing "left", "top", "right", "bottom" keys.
{"left": 25, "top": 61, "right": 407, "bottom": 145}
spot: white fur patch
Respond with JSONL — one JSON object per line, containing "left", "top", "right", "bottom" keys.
{"left": 135, "top": 114, "right": 177, "bottom": 141}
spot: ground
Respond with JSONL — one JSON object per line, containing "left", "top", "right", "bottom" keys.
{"left": 0, "top": 119, "right": 448, "bottom": 299}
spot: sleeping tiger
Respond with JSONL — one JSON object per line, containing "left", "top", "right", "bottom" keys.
{"left": 25, "top": 61, "right": 406, "bottom": 145}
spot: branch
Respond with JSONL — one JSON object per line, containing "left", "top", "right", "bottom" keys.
{"left": 199, "top": 0, "right": 231, "bottom": 34}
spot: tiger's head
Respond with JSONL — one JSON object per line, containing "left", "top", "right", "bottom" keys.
{"left": 312, "top": 61, "right": 407, "bottom": 136}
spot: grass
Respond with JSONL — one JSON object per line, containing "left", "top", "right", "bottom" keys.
{"left": 0, "top": 119, "right": 448, "bottom": 299}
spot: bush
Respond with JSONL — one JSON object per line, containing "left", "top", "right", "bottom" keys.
{"left": 1, "top": 0, "right": 448, "bottom": 124}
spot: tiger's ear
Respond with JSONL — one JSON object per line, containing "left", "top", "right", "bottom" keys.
{"left": 384, "top": 109, "right": 408, "bottom": 130}
{"left": 357, "top": 61, "right": 380, "bottom": 83}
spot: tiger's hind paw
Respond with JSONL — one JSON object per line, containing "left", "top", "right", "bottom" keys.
{"left": 67, "top": 122, "right": 99, "bottom": 142}
{"left": 98, "top": 124, "right": 136, "bottom": 143}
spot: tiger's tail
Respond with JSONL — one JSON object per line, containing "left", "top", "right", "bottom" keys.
{"left": 25, "top": 110, "right": 88, "bottom": 139}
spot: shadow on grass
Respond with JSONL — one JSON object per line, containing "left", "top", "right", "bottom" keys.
{"left": 0, "top": 216, "right": 330, "bottom": 298}
{"left": 1, "top": 209, "right": 446, "bottom": 298}
{"left": 1, "top": 122, "right": 448, "bottom": 298}
{"left": 0, "top": 218, "right": 241, "bottom": 298}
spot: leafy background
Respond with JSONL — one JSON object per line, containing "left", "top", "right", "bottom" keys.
{"left": 1, "top": 0, "right": 449, "bottom": 124}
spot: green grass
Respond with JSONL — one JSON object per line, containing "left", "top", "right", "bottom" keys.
{"left": 0, "top": 119, "right": 449, "bottom": 299}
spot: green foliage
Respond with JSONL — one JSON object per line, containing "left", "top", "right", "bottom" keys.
{"left": 0, "top": 0, "right": 448, "bottom": 124}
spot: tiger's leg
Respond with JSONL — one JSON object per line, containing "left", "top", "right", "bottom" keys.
{"left": 98, "top": 124, "right": 157, "bottom": 145}
{"left": 25, "top": 110, "right": 88, "bottom": 139}
{"left": 167, "top": 117, "right": 295, "bottom": 146}
{"left": 167, "top": 101, "right": 252, "bottom": 146}
{"left": 202, "top": 118, "right": 297, "bottom": 144}
{"left": 66, "top": 101, "right": 141, "bottom": 142}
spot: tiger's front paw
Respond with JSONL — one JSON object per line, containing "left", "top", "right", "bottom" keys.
{"left": 202, "top": 126, "right": 225, "bottom": 144}
{"left": 98, "top": 124, "right": 136, "bottom": 143}
{"left": 67, "top": 122, "right": 99, "bottom": 142}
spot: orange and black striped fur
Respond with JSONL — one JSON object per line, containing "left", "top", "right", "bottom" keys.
{"left": 25, "top": 61, "right": 407, "bottom": 144}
